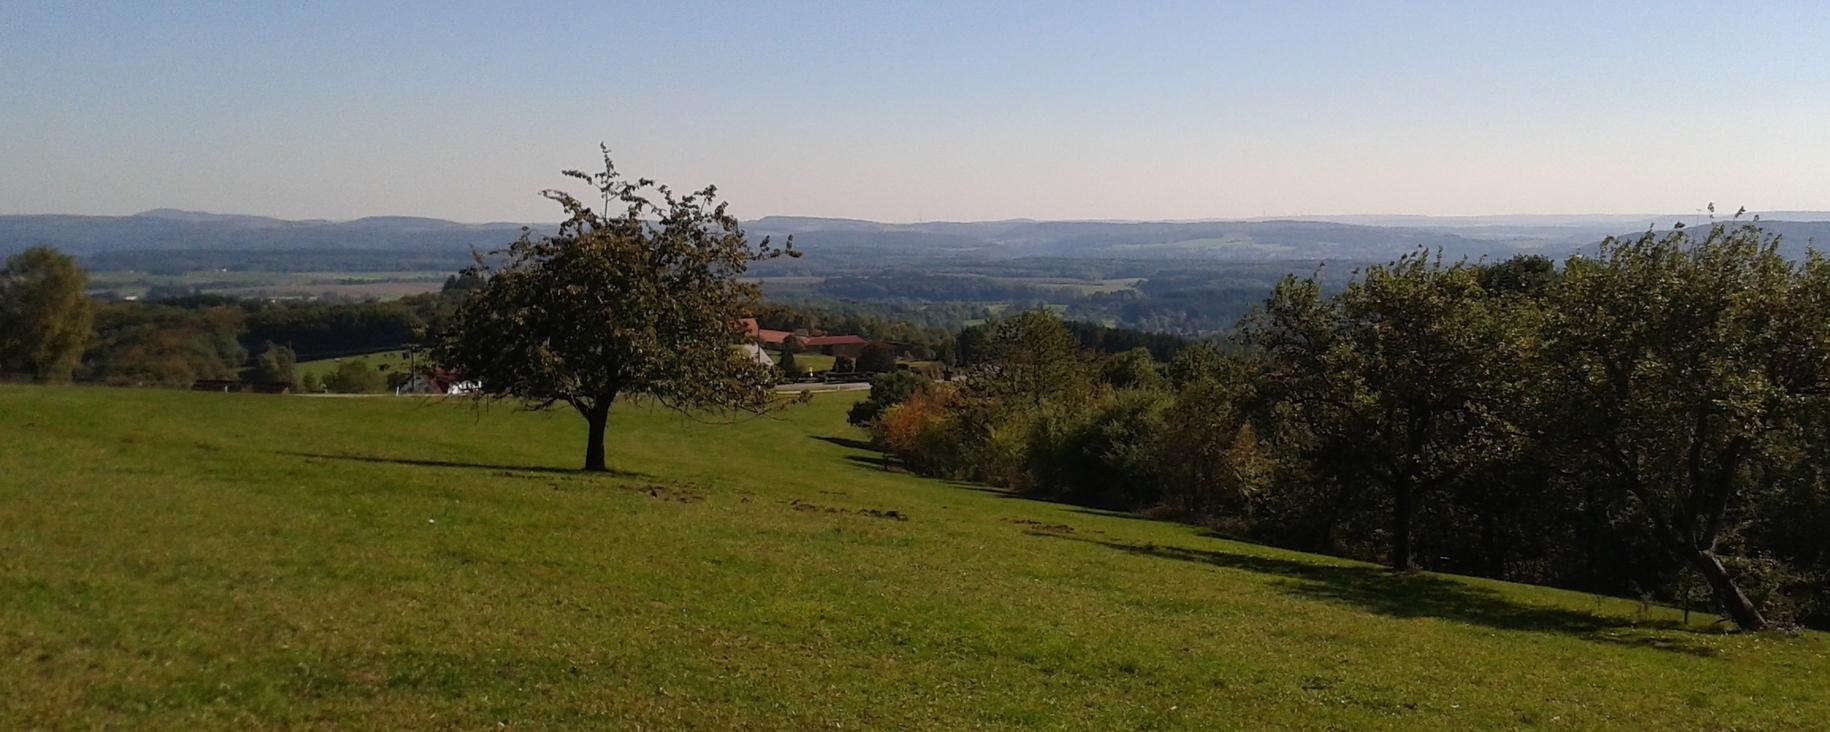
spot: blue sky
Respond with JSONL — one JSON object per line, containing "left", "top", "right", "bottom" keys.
{"left": 3, "top": 1, "right": 1827, "bottom": 222}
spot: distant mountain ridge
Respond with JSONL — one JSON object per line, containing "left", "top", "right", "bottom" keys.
{"left": 0, "top": 210, "right": 540, "bottom": 257}
{"left": 3, "top": 209, "right": 1826, "bottom": 265}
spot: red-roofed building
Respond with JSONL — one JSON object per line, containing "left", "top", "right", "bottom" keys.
{"left": 739, "top": 318, "right": 794, "bottom": 347}
{"left": 740, "top": 318, "right": 875, "bottom": 360}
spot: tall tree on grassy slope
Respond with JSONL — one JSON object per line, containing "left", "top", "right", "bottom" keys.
{"left": 435, "top": 149, "right": 795, "bottom": 471}
{"left": 1242, "top": 252, "right": 1524, "bottom": 571}
{"left": 975, "top": 309, "right": 1091, "bottom": 408}
{"left": 0, "top": 247, "right": 93, "bottom": 382}
{"left": 1539, "top": 222, "right": 1829, "bottom": 631}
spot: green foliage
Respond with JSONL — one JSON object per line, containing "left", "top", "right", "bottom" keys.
{"left": 1026, "top": 391, "right": 1169, "bottom": 507}
{"left": 952, "top": 323, "right": 991, "bottom": 366}
{"left": 245, "top": 341, "right": 297, "bottom": 384}
{"left": 1530, "top": 223, "right": 1830, "bottom": 630}
{"left": 82, "top": 302, "right": 246, "bottom": 386}
{"left": 1476, "top": 254, "right": 1558, "bottom": 297}
{"left": 855, "top": 342, "right": 897, "bottom": 373}
{"left": 1163, "top": 342, "right": 1237, "bottom": 389}
{"left": 1153, "top": 380, "right": 1271, "bottom": 518}
{"left": 876, "top": 228, "right": 1830, "bottom": 631}
{"left": 846, "top": 370, "right": 935, "bottom": 427}
{"left": 0, "top": 247, "right": 93, "bottom": 382}
{"left": 1099, "top": 347, "right": 1164, "bottom": 390}
{"left": 777, "top": 349, "right": 801, "bottom": 378}
{"left": 971, "top": 309, "right": 1092, "bottom": 408}
{"left": 323, "top": 358, "right": 385, "bottom": 394}
{"left": 434, "top": 149, "right": 792, "bottom": 470}
{"left": 1240, "top": 251, "right": 1521, "bottom": 571}
{"left": 242, "top": 298, "right": 430, "bottom": 357}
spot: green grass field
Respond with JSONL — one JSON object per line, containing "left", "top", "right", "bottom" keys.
{"left": 772, "top": 350, "right": 837, "bottom": 372}
{"left": 294, "top": 350, "right": 417, "bottom": 382}
{"left": 2, "top": 386, "right": 1826, "bottom": 729}
{"left": 86, "top": 271, "right": 449, "bottom": 301}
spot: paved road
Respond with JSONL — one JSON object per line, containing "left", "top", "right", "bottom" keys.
{"left": 296, "top": 381, "right": 872, "bottom": 397}
{"left": 774, "top": 381, "right": 871, "bottom": 393}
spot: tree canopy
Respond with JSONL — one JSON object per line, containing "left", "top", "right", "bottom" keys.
{"left": 0, "top": 247, "right": 93, "bottom": 382}
{"left": 434, "top": 149, "right": 795, "bottom": 471}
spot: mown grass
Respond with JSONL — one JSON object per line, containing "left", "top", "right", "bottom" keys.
{"left": 1, "top": 385, "right": 1825, "bottom": 729}
{"left": 772, "top": 350, "right": 837, "bottom": 372}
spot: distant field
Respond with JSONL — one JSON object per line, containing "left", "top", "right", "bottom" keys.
{"left": 215, "top": 279, "right": 444, "bottom": 300}
{"left": 982, "top": 275, "right": 1143, "bottom": 295}
{"left": 86, "top": 270, "right": 449, "bottom": 300}
{"left": 2, "top": 386, "right": 1826, "bottom": 729}
{"left": 295, "top": 350, "right": 417, "bottom": 381}
{"left": 751, "top": 274, "right": 1141, "bottom": 301}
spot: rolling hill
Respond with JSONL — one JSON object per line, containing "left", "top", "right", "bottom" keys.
{"left": 1, "top": 385, "right": 1825, "bottom": 729}
{"left": 9, "top": 209, "right": 1826, "bottom": 276}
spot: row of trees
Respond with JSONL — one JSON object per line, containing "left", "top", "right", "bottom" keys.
{"left": 854, "top": 222, "right": 1829, "bottom": 632}
{"left": 0, "top": 246, "right": 459, "bottom": 390}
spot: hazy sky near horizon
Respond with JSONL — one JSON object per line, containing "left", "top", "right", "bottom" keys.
{"left": 4, "top": 1, "right": 1828, "bottom": 223}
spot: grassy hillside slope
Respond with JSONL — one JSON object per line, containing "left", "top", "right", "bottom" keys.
{"left": 1, "top": 386, "right": 1825, "bottom": 729}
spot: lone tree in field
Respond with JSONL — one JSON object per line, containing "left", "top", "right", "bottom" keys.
{"left": 0, "top": 246, "right": 94, "bottom": 382}
{"left": 436, "top": 149, "right": 794, "bottom": 471}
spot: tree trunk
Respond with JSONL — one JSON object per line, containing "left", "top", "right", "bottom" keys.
{"left": 1482, "top": 512, "right": 1506, "bottom": 579}
{"left": 582, "top": 402, "right": 611, "bottom": 472}
{"left": 1392, "top": 480, "right": 1416, "bottom": 571}
{"left": 1689, "top": 548, "right": 1768, "bottom": 631}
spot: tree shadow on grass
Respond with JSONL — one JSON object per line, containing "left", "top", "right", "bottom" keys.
{"left": 842, "top": 455, "right": 895, "bottom": 471}
{"left": 811, "top": 435, "right": 877, "bottom": 452}
{"left": 283, "top": 451, "right": 650, "bottom": 479}
{"left": 946, "top": 482, "right": 1149, "bottom": 520}
{"left": 1035, "top": 533, "right": 1721, "bottom": 658}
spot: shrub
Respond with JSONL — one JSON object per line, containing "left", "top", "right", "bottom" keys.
{"left": 1152, "top": 380, "right": 1270, "bottom": 518}
{"left": 1026, "top": 391, "right": 1168, "bottom": 506}
{"left": 1099, "top": 347, "right": 1164, "bottom": 390}
{"left": 872, "top": 390, "right": 959, "bottom": 474}
{"left": 847, "top": 370, "right": 934, "bottom": 427}
{"left": 856, "top": 342, "right": 897, "bottom": 373}
{"left": 323, "top": 358, "right": 385, "bottom": 393}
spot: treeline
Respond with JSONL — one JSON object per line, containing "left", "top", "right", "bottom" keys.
{"left": 849, "top": 223, "right": 1830, "bottom": 631}
{"left": 2, "top": 247, "right": 471, "bottom": 387}
{"left": 753, "top": 300, "right": 1195, "bottom": 367}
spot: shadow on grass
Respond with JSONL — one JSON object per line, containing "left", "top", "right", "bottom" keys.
{"left": 811, "top": 435, "right": 877, "bottom": 451}
{"left": 806, "top": 436, "right": 1721, "bottom": 656}
{"left": 843, "top": 455, "right": 895, "bottom": 471}
{"left": 1037, "top": 532, "right": 1719, "bottom": 657}
{"left": 284, "top": 451, "right": 650, "bottom": 479}
{"left": 948, "top": 481, "right": 1146, "bottom": 520}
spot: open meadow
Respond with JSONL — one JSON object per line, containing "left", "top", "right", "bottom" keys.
{"left": 294, "top": 350, "right": 417, "bottom": 383}
{"left": 1, "top": 386, "right": 1826, "bottom": 729}
{"left": 85, "top": 271, "right": 449, "bottom": 301}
